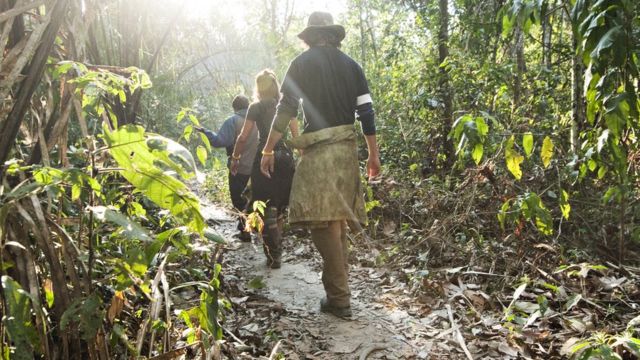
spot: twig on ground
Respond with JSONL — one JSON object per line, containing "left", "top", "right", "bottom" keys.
{"left": 222, "top": 326, "right": 251, "bottom": 350}
{"left": 462, "top": 271, "right": 508, "bottom": 277}
{"left": 446, "top": 304, "right": 474, "bottom": 360}
{"left": 268, "top": 340, "right": 283, "bottom": 360}
{"left": 359, "top": 344, "right": 387, "bottom": 360}
{"left": 148, "top": 342, "right": 201, "bottom": 360}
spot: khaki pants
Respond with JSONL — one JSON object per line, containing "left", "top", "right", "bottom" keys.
{"left": 311, "top": 220, "right": 350, "bottom": 308}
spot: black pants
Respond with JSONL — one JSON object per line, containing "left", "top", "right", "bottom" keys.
{"left": 229, "top": 172, "right": 250, "bottom": 231}
{"left": 251, "top": 144, "right": 295, "bottom": 213}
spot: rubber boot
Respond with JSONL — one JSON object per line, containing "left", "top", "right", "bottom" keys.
{"left": 262, "top": 207, "right": 282, "bottom": 268}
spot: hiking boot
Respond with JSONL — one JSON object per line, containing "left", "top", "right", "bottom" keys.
{"left": 238, "top": 231, "right": 251, "bottom": 242}
{"left": 270, "top": 257, "right": 281, "bottom": 269}
{"left": 263, "top": 207, "right": 282, "bottom": 269}
{"left": 320, "top": 297, "right": 352, "bottom": 319}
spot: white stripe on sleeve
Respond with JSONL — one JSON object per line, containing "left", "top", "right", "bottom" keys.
{"left": 356, "top": 94, "right": 373, "bottom": 106}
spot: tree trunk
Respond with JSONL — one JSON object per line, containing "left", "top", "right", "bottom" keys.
{"left": 358, "top": 0, "right": 367, "bottom": 66}
{"left": 570, "top": 31, "right": 585, "bottom": 154}
{"left": 541, "top": 0, "right": 553, "bottom": 69}
{"left": 6, "top": 0, "right": 25, "bottom": 49}
{"left": 512, "top": 24, "right": 526, "bottom": 112}
{"left": 0, "top": 0, "right": 69, "bottom": 177}
{"left": 438, "top": 0, "right": 454, "bottom": 167}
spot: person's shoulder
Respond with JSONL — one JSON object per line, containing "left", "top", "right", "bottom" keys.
{"left": 292, "top": 49, "right": 314, "bottom": 64}
{"left": 248, "top": 100, "right": 261, "bottom": 109}
{"left": 336, "top": 50, "right": 360, "bottom": 66}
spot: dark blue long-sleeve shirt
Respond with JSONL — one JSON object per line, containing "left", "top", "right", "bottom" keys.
{"left": 202, "top": 109, "right": 257, "bottom": 175}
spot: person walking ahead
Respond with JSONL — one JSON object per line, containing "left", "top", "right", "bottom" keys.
{"left": 231, "top": 70, "right": 298, "bottom": 268}
{"left": 259, "top": 12, "right": 381, "bottom": 318}
{"left": 196, "top": 95, "right": 257, "bottom": 241}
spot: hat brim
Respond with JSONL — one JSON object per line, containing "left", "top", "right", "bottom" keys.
{"left": 297, "top": 25, "right": 346, "bottom": 42}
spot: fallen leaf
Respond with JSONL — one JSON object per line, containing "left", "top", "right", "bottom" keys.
{"left": 498, "top": 342, "right": 519, "bottom": 357}
{"left": 534, "top": 243, "right": 556, "bottom": 252}
{"left": 107, "top": 291, "right": 126, "bottom": 323}
{"left": 560, "top": 337, "right": 581, "bottom": 356}
{"left": 564, "top": 294, "right": 582, "bottom": 311}
{"left": 383, "top": 221, "right": 396, "bottom": 236}
{"left": 446, "top": 266, "right": 465, "bottom": 274}
{"left": 565, "top": 317, "right": 587, "bottom": 333}
{"left": 598, "top": 276, "right": 627, "bottom": 290}
{"left": 230, "top": 296, "right": 249, "bottom": 304}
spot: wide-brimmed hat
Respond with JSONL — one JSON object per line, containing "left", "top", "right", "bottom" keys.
{"left": 297, "top": 11, "right": 345, "bottom": 42}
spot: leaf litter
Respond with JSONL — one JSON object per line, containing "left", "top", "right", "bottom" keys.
{"left": 162, "top": 185, "right": 640, "bottom": 359}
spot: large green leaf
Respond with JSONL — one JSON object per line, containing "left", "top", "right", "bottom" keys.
{"left": 103, "top": 125, "right": 204, "bottom": 233}
{"left": 589, "top": 25, "right": 623, "bottom": 61}
{"left": 1, "top": 276, "right": 38, "bottom": 360}
{"left": 146, "top": 134, "right": 198, "bottom": 180}
{"left": 90, "top": 206, "right": 152, "bottom": 242}
{"left": 196, "top": 145, "right": 208, "bottom": 167}
{"left": 60, "top": 293, "right": 104, "bottom": 342}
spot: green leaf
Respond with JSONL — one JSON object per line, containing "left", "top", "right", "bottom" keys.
{"left": 565, "top": 294, "right": 582, "bottom": 311}
{"left": 247, "top": 276, "right": 266, "bottom": 289}
{"left": 196, "top": 146, "right": 208, "bottom": 167}
{"left": 43, "top": 279, "right": 54, "bottom": 308}
{"left": 522, "top": 132, "right": 534, "bottom": 158}
{"left": 60, "top": 293, "right": 104, "bottom": 341}
{"left": 505, "top": 136, "right": 524, "bottom": 180}
{"left": 472, "top": 143, "right": 484, "bottom": 165}
{"left": 541, "top": 136, "right": 554, "bottom": 168}
{"left": 498, "top": 200, "right": 511, "bottom": 229}
{"left": 475, "top": 117, "right": 488, "bottom": 138}
{"left": 176, "top": 109, "right": 188, "bottom": 123}
{"left": 146, "top": 134, "right": 198, "bottom": 179}
{"left": 1, "top": 276, "right": 38, "bottom": 359}
{"left": 199, "top": 132, "right": 212, "bottom": 152}
{"left": 502, "top": 13, "right": 514, "bottom": 38}
{"left": 90, "top": 206, "right": 152, "bottom": 242}
{"left": 183, "top": 125, "right": 193, "bottom": 142}
{"left": 188, "top": 114, "right": 200, "bottom": 126}
{"left": 71, "top": 183, "right": 82, "bottom": 201}
{"left": 103, "top": 125, "right": 204, "bottom": 233}
{"left": 204, "top": 228, "right": 226, "bottom": 244}
{"left": 560, "top": 190, "right": 571, "bottom": 220}
{"left": 523, "top": 193, "right": 553, "bottom": 235}
{"left": 589, "top": 25, "right": 623, "bottom": 60}
{"left": 597, "top": 166, "right": 607, "bottom": 179}
{"left": 252, "top": 200, "right": 266, "bottom": 215}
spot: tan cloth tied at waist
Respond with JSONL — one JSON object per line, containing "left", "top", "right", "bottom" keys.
{"left": 286, "top": 125, "right": 367, "bottom": 226}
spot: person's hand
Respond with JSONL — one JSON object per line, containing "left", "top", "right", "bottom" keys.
{"left": 367, "top": 155, "right": 381, "bottom": 180}
{"left": 260, "top": 154, "right": 274, "bottom": 178}
{"left": 230, "top": 159, "right": 240, "bottom": 175}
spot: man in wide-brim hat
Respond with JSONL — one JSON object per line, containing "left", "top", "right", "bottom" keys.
{"left": 259, "top": 11, "right": 381, "bottom": 319}
{"left": 296, "top": 11, "right": 346, "bottom": 44}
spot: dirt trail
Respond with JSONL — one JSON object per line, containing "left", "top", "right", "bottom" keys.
{"left": 200, "top": 200, "right": 461, "bottom": 359}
